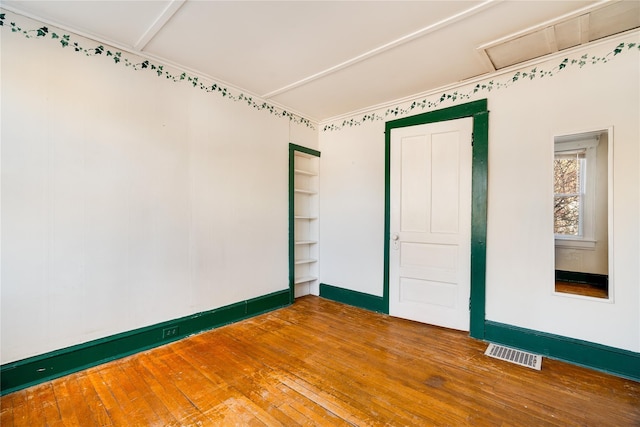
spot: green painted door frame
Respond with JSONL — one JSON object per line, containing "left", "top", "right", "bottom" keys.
{"left": 323, "top": 99, "right": 638, "bottom": 380}
{"left": 289, "top": 143, "right": 321, "bottom": 304}
{"left": 384, "top": 99, "right": 489, "bottom": 339}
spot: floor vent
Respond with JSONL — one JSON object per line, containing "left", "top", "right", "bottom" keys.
{"left": 485, "top": 343, "right": 542, "bottom": 370}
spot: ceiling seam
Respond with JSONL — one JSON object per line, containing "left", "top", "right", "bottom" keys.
{"left": 580, "top": 14, "right": 591, "bottom": 44}
{"left": 0, "top": 4, "right": 255, "bottom": 105}
{"left": 0, "top": 3, "right": 144, "bottom": 53}
{"left": 318, "top": 29, "right": 639, "bottom": 127}
{"left": 260, "top": 0, "right": 500, "bottom": 100}
{"left": 544, "top": 27, "right": 558, "bottom": 53}
{"left": 134, "top": 0, "right": 186, "bottom": 51}
{"left": 476, "top": 0, "right": 613, "bottom": 51}
{"left": 0, "top": 6, "right": 319, "bottom": 126}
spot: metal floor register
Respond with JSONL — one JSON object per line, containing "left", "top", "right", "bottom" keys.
{"left": 485, "top": 343, "right": 542, "bottom": 370}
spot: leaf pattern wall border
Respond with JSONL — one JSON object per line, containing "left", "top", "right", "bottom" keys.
{"left": 1, "top": 11, "right": 638, "bottom": 133}
{"left": 322, "top": 39, "right": 639, "bottom": 131}
{"left": 0, "top": 11, "right": 316, "bottom": 130}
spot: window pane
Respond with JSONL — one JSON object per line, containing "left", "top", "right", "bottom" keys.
{"left": 554, "top": 157, "right": 581, "bottom": 194}
{"left": 555, "top": 195, "right": 580, "bottom": 235}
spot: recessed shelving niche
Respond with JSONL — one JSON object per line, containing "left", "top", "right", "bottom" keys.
{"left": 289, "top": 144, "right": 320, "bottom": 299}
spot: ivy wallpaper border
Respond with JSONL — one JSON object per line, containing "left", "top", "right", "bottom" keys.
{"left": 0, "top": 11, "right": 316, "bottom": 130}
{"left": 322, "top": 39, "right": 639, "bottom": 131}
{"left": 1, "top": 11, "right": 638, "bottom": 133}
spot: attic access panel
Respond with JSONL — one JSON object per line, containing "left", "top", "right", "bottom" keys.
{"left": 481, "top": 1, "right": 640, "bottom": 70}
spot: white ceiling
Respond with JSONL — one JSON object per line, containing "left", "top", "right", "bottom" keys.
{"left": 2, "top": 0, "right": 638, "bottom": 122}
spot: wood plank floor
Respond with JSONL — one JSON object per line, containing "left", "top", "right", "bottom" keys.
{"left": 555, "top": 281, "right": 608, "bottom": 299}
{"left": 1, "top": 296, "right": 638, "bottom": 426}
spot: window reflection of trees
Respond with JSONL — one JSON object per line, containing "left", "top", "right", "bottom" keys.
{"left": 554, "top": 153, "right": 584, "bottom": 236}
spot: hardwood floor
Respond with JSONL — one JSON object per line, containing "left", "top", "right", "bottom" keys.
{"left": 1, "top": 296, "right": 638, "bottom": 426}
{"left": 555, "top": 280, "right": 608, "bottom": 299}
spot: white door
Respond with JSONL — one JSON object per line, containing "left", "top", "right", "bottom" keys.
{"left": 389, "top": 117, "right": 473, "bottom": 331}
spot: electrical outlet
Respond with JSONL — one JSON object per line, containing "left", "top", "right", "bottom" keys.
{"left": 162, "top": 326, "right": 180, "bottom": 339}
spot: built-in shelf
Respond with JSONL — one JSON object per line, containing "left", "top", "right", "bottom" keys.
{"left": 290, "top": 144, "right": 320, "bottom": 299}
{"left": 295, "top": 258, "right": 318, "bottom": 265}
{"left": 294, "top": 188, "right": 317, "bottom": 195}
{"left": 294, "top": 169, "right": 316, "bottom": 176}
{"left": 294, "top": 276, "right": 318, "bottom": 284}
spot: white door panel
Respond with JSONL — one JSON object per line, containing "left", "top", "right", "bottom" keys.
{"left": 389, "top": 118, "right": 473, "bottom": 331}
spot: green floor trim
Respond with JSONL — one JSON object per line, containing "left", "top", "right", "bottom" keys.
{"left": 319, "top": 283, "right": 386, "bottom": 313}
{"left": 484, "top": 321, "right": 640, "bottom": 381}
{"left": 555, "top": 270, "right": 608, "bottom": 287}
{"left": 0, "top": 290, "right": 290, "bottom": 396}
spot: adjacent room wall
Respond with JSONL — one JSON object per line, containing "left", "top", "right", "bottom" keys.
{"left": 555, "top": 133, "right": 609, "bottom": 276}
{"left": 319, "top": 32, "right": 640, "bottom": 352}
{"left": 0, "top": 15, "right": 317, "bottom": 364}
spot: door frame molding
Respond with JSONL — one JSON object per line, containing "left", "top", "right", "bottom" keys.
{"left": 384, "top": 99, "right": 489, "bottom": 338}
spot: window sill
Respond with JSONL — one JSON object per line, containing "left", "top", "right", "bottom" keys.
{"left": 555, "top": 237, "right": 596, "bottom": 250}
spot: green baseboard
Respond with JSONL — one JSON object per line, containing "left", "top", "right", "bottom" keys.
{"left": 484, "top": 321, "right": 640, "bottom": 381}
{"left": 0, "top": 290, "right": 290, "bottom": 396}
{"left": 320, "top": 284, "right": 639, "bottom": 381}
{"left": 555, "top": 270, "right": 608, "bottom": 287}
{"left": 319, "top": 283, "right": 387, "bottom": 313}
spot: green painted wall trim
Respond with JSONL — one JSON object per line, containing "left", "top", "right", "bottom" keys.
{"left": 320, "top": 283, "right": 386, "bottom": 313}
{"left": 0, "top": 290, "right": 290, "bottom": 396}
{"left": 555, "top": 270, "right": 608, "bottom": 287}
{"left": 384, "top": 99, "right": 488, "bottom": 130}
{"left": 469, "top": 110, "right": 489, "bottom": 339}
{"left": 484, "top": 321, "right": 640, "bottom": 381}
{"left": 289, "top": 143, "right": 321, "bottom": 158}
{"left": 384, "top": 99, "right": 489, "bottom": 336}
{"left": 289, "top": 143, "right": 321, "bottom": 303}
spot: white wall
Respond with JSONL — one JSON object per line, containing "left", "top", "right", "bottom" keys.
{"left": 1, "top": 11, "right": 636, "bottom": 366}
{"left": 0, "top": 16, "right": 316, "bottom": 364}
{"left": 319, "top": 124, "right": 385, "bottom": 295}
{"left": 319, "top": 33, "right": 640, "bottom": 352}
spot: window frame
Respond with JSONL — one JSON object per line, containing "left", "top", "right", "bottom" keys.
{"left": 554, "top": 136, "right": 599, "bottom": 250}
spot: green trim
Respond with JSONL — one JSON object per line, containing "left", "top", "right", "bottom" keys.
{"left": 382, "top": 128, "right": 391, "bottom": 314}
{"left": 469, "top": 111, "right": 489, "bottom": 339}
{"left": 484, "top": 321, "right": 640, "bottom": 381}
{"left": 289, "top": 145, "right": 296, "bottom": 304}
{"left": 384, "top": 99, "right": 488, "bottom": 129}
{"left": 0, "top": 290, "right": 290, "bottom": 396}
{"left": 289, "top": 143, "right": 321, "bottom": 303}
{"left": 555, "top": 270, "right": 608, "bottom": 287}
{"left": 384, "top": 100, "right": 489, "bottom": 337}
{"left": 290, "top": 143, "right": 321, "bottom": 158}
{"left": 320, "top": 283, "right": 386, "bottom": 313}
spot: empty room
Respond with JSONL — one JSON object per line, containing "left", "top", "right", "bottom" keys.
{"left": 1, "top": 1, "right": 639, "bottom": 425}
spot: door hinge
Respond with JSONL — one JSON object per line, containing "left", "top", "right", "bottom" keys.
{"left": 469, "top": 298, "right": 472, "bottom": 311}
{"left": 471, "top": 133, "right": 474, "bottom": 146}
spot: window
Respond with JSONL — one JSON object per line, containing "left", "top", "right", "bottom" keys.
{"left": 554, "top": 150, "right": 585, "bottom": 236}
{"left": 554, "top": 135, "right": 599, "bottom": 249}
